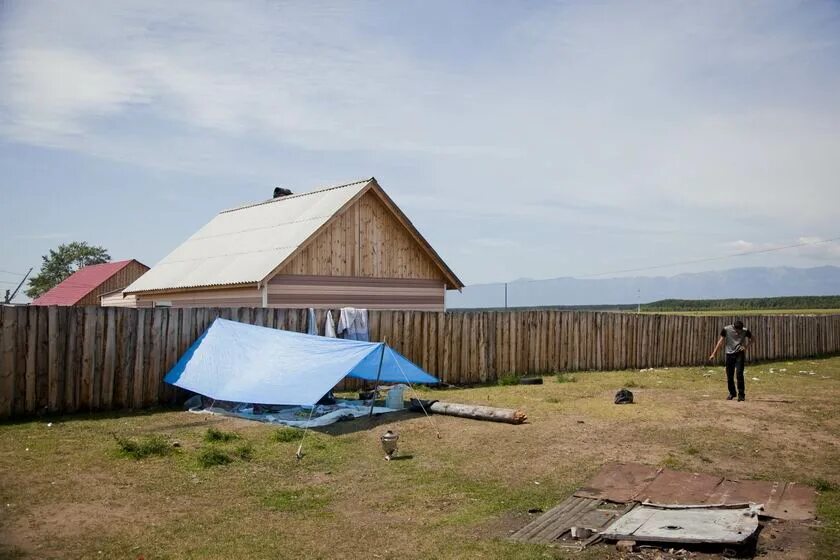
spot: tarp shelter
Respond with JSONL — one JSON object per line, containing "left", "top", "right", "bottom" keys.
{"left": 164, "top": 318, "right": 438, "bottom": 406}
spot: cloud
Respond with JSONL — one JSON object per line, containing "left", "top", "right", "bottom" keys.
{"left": 727, "top": 237, "right": 840, "bottom": 261}
{"left": 14, "top": 232, "right": 74, "bottom": 240}
{"left": 1, "top": 1, "right": 839, "bottom": 283}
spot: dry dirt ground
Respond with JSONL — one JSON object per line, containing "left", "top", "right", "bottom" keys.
{"left": 0, "top": 357, "right": 838, "bottom": 559}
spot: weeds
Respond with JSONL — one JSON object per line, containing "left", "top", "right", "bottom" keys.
{"left": 197, "top": 447, "right": 234, "bottom": 468}
{"left": 114, "top": 434, "right": 173, "bottom": 460}
{"left": 623, "top": 379, "right": 642, "bottom": 388}
{"left": 812, "top": 478, "right": 838, "bottom": 492}
{"left": 234, "top": 442, "right": 254, "bottom": 461}
{"left": 556, "top": 373, "right": 577, "bottom": 383}
{"left": 262, "top": 488, "right": 330, "bottom": 513}
{"left": 272, "top": 427, "right": 301, "bottom": 443}
{"left": 498, "top": 374, "right": 520, "bottom": 386}
{"left": 204, "top": 427, "right": 240, "bottom": 443}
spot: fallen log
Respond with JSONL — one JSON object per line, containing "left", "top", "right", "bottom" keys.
{"left": 427, "top": 400, "right": 527, "bottom": 424}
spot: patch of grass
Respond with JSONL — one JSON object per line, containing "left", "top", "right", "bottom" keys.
{"left": 811, "top": 478, "right": 838, "bottom": 492}
{"left": 623, "top": 379, "right": 643, "bottom": 388}
{"left": 544, "top": 397, "right": 561, "bottom": 404}
{"left": 271, "top": 427, "right": 301, "bottom": 443}
{"left": 204, "top": 427, "right": 240, "bottom": 443}
{"left": 498, "top": 374, "right": 520, "bottom": 386}
{"left": 234, "top": 442, "right": 254, "bottom": 461}
{"left": 661, "top": 453, "right": 686, "bottom": 470}
{"left": 261, "top": 488, "right": 331, "bottom": 513}
{"left": 685, "top": 444, "right": 700, "bottom": 456}
{"left": 815, "top": 488, "right": 840, "bottom": 559}
{"left": 555, "top": 373, "right": 577, "bottom": 383}
{"left": 113, "top": 434, "right": 173, "bottom": 460}
{"left": 197, "top": 446, "right": 234, "bottom": 468}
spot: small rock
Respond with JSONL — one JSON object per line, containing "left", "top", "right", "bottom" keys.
{"left": 616, "top": 539, "right": 637, "bottom": 552}
{"left": 527, "top": 508, "right": 543, "bottom": 514}
{"left": 172, "top": 441, "right": 181, "bottom": 448}
{"left": 47, "top": 422, "right": 53, "bottom": 427}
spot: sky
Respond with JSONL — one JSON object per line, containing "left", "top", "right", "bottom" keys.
{"left": 1, "top": 0, "right": 839, "bottom": 300}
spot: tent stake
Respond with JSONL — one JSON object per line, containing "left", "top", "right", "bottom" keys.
{"left": 368, "top": 341, "right": 387, "bottom": 419}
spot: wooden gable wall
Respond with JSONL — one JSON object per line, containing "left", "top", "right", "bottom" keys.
{"left": 77, "top": 261, "right": 150, "bottom": 306}
{"left": 276, "top": 190, "right": 447, "bottom": 282}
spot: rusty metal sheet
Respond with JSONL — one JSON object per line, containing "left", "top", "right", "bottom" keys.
{"left": 574, "top": 462, "right": 660, "bottom": 502}
{"left": 706, "top": 479, "right": 779, "bottom": 507}
{"left": 641, "top": 469, "right": 724, "bottom": 505}
{"left": 765, "top": 482, "right": 818, "bottom": 521}
{"left": 571, "top": 463, "right": 816, "bottom": 521}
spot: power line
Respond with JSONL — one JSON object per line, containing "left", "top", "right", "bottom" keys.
{"left": 0, "top": 269, "right": 26, "bottom": 276}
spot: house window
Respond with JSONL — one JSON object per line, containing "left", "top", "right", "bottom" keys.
{"left": 154, "top": 301, "right": 172, "bottom": 308}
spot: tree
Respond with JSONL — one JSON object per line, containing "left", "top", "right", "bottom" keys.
{"left": 25, "top": 242, "right": 111, "bottom": 299}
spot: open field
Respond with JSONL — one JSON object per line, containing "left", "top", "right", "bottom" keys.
{"left": 642, "top": 309, "right": 840, "bottom": 316}
{"left": 1, "top": 357, "right": 839, "bottom": 559}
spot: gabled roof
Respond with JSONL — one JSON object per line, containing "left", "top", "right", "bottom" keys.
{"left": 124, "top": 178, "right": 462, "bottom": 295}
{"left": 31, "top": 260, "right": 146, "bottom": 306}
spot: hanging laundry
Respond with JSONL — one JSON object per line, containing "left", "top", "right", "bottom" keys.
{"left": 338, "top": 307, "right": 369, "bottom": 341}
{"left": 307, "top": 308, "right": 318, "bottom": 335}
{"left": 324, "top": 310, "right": 337, "bottom": 338}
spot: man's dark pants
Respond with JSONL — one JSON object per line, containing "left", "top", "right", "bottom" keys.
{"left": 725, "top": 351, "right": 746, "bottom": 398}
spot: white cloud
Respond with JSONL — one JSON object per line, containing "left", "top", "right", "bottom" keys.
{"left": 1, "top": 1, "right": 839, "bottom": 283}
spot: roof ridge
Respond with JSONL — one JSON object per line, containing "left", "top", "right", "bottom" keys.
{"left": 220, "top": 177, "right": 373, "bottom": 214}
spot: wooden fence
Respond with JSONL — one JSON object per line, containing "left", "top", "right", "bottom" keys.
{"left": 2, "top": 306, "right": 840, "bottom": 418}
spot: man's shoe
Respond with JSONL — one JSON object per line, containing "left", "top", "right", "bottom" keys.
{"left": 727, "top": 395, "right": 736, "bottom": 400}
{"left": 737, "top": 396, "right": 745, "bottom": 402}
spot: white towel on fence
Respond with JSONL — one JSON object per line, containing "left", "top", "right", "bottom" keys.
{"left": 324, "top": 310, "right": 337, "bottom": 338}
{"left": 307, "top": 308, "right": 318, "bottom": 335}
{"left": 337, "top": 307, "right": 369, "bottom": 341}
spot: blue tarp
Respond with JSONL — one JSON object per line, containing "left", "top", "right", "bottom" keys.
{"left": 164, "top": 318, "right": 438, "bottom": 406}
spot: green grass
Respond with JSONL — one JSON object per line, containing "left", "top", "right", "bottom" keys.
{"left": 555, "top": 373, "right": 577, "bottom": 383}
{"left": 271, "top": 427, "right": 301, "bottom": 443}
{"left": 1, "top": 356, "right": 838, "bottom": 559}
{"left": 197, "top": 446, "right": 234, "bottom": 467}
{"left": 261, "top": 488, "right": 331, "bottom": 513}
{"left": 204, "top": 427, "right": 240, "bottom": 442}
{"left": 113, "top": 434, "right": 174, "bottom": 459}
{"left": 498, "top": 373, "right": 521, "bottom": 386}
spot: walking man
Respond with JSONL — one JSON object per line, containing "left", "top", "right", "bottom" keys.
{"left": 709, "top": 320, "right": 753, "bottom": 401}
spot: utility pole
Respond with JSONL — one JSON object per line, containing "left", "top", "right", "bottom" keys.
{"left": 3, "top": 267, "right": 33, "bottom": 304}
{"left": 504, "top": 282, "right": 508, "bottom": 309}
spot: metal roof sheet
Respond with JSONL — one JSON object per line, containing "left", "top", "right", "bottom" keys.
{"left": 124, "top": 179, "right": 372, "bottom": 294}
{"left": 31, "top": 260, "right": 140, "bottom": 306}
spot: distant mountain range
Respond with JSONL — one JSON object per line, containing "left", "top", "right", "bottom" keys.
{"left": 446, "top": 266, "right": 840, "bottom": 309}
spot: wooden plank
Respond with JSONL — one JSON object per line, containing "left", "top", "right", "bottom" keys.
{"left": 34, "top": 306, "right": 50, "bottom": 412}
{"left": 63, "top": 308, "right": 81, "bottom": 413}
{"left": 161, "top": 308, "right": 180, "bottom": 404}
{"left": 132, "top": 309, "right": 147, "bottom": 409}
{"left": 24, "top": 306, "right": 39, "bottom": 413}
{"left": 90, "top": 307, "right": 105, "bottom": 410}
{"left": 79, "top": 308, "right": 97, "bottom": 411}
{"left": 146, "top": 308, "right": 164, "bottom": 407}
{"left": 0, "top": 307, "right": 16, "bottom": 418}
{"left": 115, "top": 308, "right": 135, "bottom": 409}
{"left": 101, "top": 307, "right": 117, "bottom": 410}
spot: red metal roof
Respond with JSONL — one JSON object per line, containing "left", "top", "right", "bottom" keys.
{"left": 31, "top": 260, "right": 141, "bottom": 306}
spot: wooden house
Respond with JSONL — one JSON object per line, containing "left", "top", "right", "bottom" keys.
{"left": 31, "top": 260, "right": 149, "bottom": 307}
{"left": 118, "top": 178, "right": 462, "bottom": 310}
